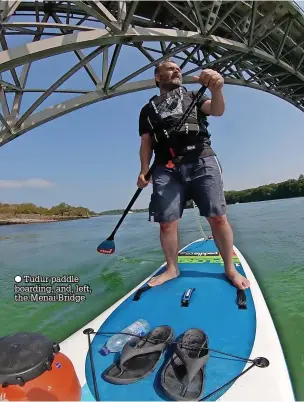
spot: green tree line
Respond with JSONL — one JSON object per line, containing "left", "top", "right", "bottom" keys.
{"left": 224, "top": 174, "right": 304, "bottom": 204}
{"left": 184, "top": 174, "right": 304, "bottom": 207}
{"left": 100, "top": 208, "right": 148, "bottom": 215}
{"left": 2, "top": 175, "right": 303, "bottom": 217}
{"left": 0, "top": 202, "right": 98, "bottom": 217}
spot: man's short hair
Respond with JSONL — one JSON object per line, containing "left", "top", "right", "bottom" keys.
{"left": 154, "top": 58, "right": 177, "bottom": 87}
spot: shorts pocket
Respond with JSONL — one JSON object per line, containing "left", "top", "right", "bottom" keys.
{"left": 149, "top": 193, "right": 158, "bottom": 222}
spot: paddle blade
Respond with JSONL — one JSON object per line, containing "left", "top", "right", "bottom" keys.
{"left": 97, "top": 239, "right": 115, "bottom": 254}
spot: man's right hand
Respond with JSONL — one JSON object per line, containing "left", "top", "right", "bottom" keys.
{"left": 137, "top": 171, "right": 151, "bottom": 189}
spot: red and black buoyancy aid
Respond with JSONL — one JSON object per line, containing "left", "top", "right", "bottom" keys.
{"left": 147, "top": 86, "right": 210, "bottom": 162}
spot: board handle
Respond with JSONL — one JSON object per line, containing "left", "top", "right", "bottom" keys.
{"left": 132, "top": 285, "right": 152, "bottom": 301}
{"left": 237, "top": 289, "right": 247, "bottom": 309}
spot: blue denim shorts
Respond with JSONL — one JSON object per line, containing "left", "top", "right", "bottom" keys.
{"left": 149, "top": 155, "right": 227, "bottom": 223}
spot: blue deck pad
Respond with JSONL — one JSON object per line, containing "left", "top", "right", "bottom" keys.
{"left": 82, "top": 239, "right": 256, "bottom": 401}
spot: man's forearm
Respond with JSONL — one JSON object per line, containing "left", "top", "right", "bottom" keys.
{"left": 140, "top": 142, "right": 153, "bottom": 173}
{"left": 210, "top": 88, "right": 225, "bottom": 116}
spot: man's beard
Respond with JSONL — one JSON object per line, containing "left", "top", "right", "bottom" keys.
{"left": 160, "top": 77, "right": 182, "bottom": 91}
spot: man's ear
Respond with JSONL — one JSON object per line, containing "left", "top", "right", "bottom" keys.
{"left": 155, "top": 74, "right": 160, "bottom": 87}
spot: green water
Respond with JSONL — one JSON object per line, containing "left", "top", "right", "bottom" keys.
{"left": 1, "top": 197, "right": 303, "bottom": 400}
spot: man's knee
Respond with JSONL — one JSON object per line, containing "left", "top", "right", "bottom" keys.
{"left": 160, "top": 220, "right": 179, "bottom": 233}
{"left": 207, "top": 215, "right": 228, "bottom": 227}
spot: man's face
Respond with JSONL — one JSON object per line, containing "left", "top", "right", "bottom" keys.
{"left": 155, "top": 62, "right": 182, "bottom": 89}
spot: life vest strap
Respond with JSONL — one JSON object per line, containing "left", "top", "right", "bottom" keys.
{"left": 164, "top": 143, "right": 204, "bottom": 168}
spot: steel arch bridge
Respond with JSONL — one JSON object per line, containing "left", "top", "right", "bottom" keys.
{"left": 0, "top": 0, "right": 303, "bottom": 147}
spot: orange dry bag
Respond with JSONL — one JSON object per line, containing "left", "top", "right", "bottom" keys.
{"left": 0, "top": 332, "right": 81, "bottom": 401}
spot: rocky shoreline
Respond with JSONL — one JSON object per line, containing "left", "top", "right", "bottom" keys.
{"left": 0, "top": 215, "right": 91, "bottom": 225}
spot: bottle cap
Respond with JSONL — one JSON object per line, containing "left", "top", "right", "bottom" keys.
{"left": 100, "top": 346, "right": 110, "bottom": 356}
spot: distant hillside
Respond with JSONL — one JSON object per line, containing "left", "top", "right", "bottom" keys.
{"left": 100, "top": 208, "right": 148, "bottom": 215}
{"left": 224, "top": 174, "right": 304, "bottom": 204}
{"left": 0, "top": 202, "right": 97, "bottom": 217}
{"left": 0, "top": 202, "right": 99, "bottom": 225}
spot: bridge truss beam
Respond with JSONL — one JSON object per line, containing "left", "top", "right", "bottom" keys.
{"left": 0, "top": 0, "right": 303, "bottom": 146}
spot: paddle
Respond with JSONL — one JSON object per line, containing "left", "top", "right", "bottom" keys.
{"left": 97, "top": 84, "right": 207, "bottom": 254}
{"left": 97, "top": 166, "right": 155, "bottom": 254}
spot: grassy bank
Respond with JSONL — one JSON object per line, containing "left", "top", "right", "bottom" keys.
{"left": 0, "top": 214, "right": 92, "bottom": 225}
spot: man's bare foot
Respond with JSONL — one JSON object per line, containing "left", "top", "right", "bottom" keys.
{"left": 225, "top": 266, "right": 250, "bottom": 290}
{"left": 148, "top": 268, "right": 180, "bottom": 287}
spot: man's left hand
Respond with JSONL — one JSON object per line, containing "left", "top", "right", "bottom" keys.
{"left": 193, "top": 69, "right": 224, "bottom": 91}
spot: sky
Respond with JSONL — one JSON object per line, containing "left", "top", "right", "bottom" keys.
{"left": 0, "top": 16, "right": 304, "bottom": 212}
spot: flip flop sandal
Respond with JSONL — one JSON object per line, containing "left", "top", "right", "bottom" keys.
{"left": 103, "top": 325, "right": 174, "bottom": 385}
{"left": 160, "top": 328, "right": 210, "bottom": 400}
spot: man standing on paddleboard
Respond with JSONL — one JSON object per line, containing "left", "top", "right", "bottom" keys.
{"left": 137, "top": 59, "right": 250, "bottom": 291}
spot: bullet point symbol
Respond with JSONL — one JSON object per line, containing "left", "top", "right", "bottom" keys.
{"left": 14, "top": 275, "right": 22, "bottom": 283}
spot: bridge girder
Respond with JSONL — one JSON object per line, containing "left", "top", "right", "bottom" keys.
{"left": 0, "top": 0, "right": 303, "bottom": 147}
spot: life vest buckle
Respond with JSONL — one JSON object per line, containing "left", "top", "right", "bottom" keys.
{"left": 165, "top": 160, "right": 175, "bottom": 168}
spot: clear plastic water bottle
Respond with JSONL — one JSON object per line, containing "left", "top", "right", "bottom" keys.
{"left": 100, "top": 319, "right": 150, "bottom": 356}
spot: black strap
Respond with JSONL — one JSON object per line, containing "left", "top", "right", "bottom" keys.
{"left": 83, "top": 328, "right": 100, "bottom": 400}
{"left": 173, "top": 123, "right": 200, "bottom": 135}
{"left": 132, "top": 285, "right": 152, "bottom": 301}
{"left": 237, "top": 289, "right": 247, "bottom": 309}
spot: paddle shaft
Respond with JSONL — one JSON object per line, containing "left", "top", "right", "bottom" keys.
{"left": 107, "top": 85, "right": 207, "bottom": 240}
{"left": 108, "top": 164, "right": 156, "bottom": 240}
